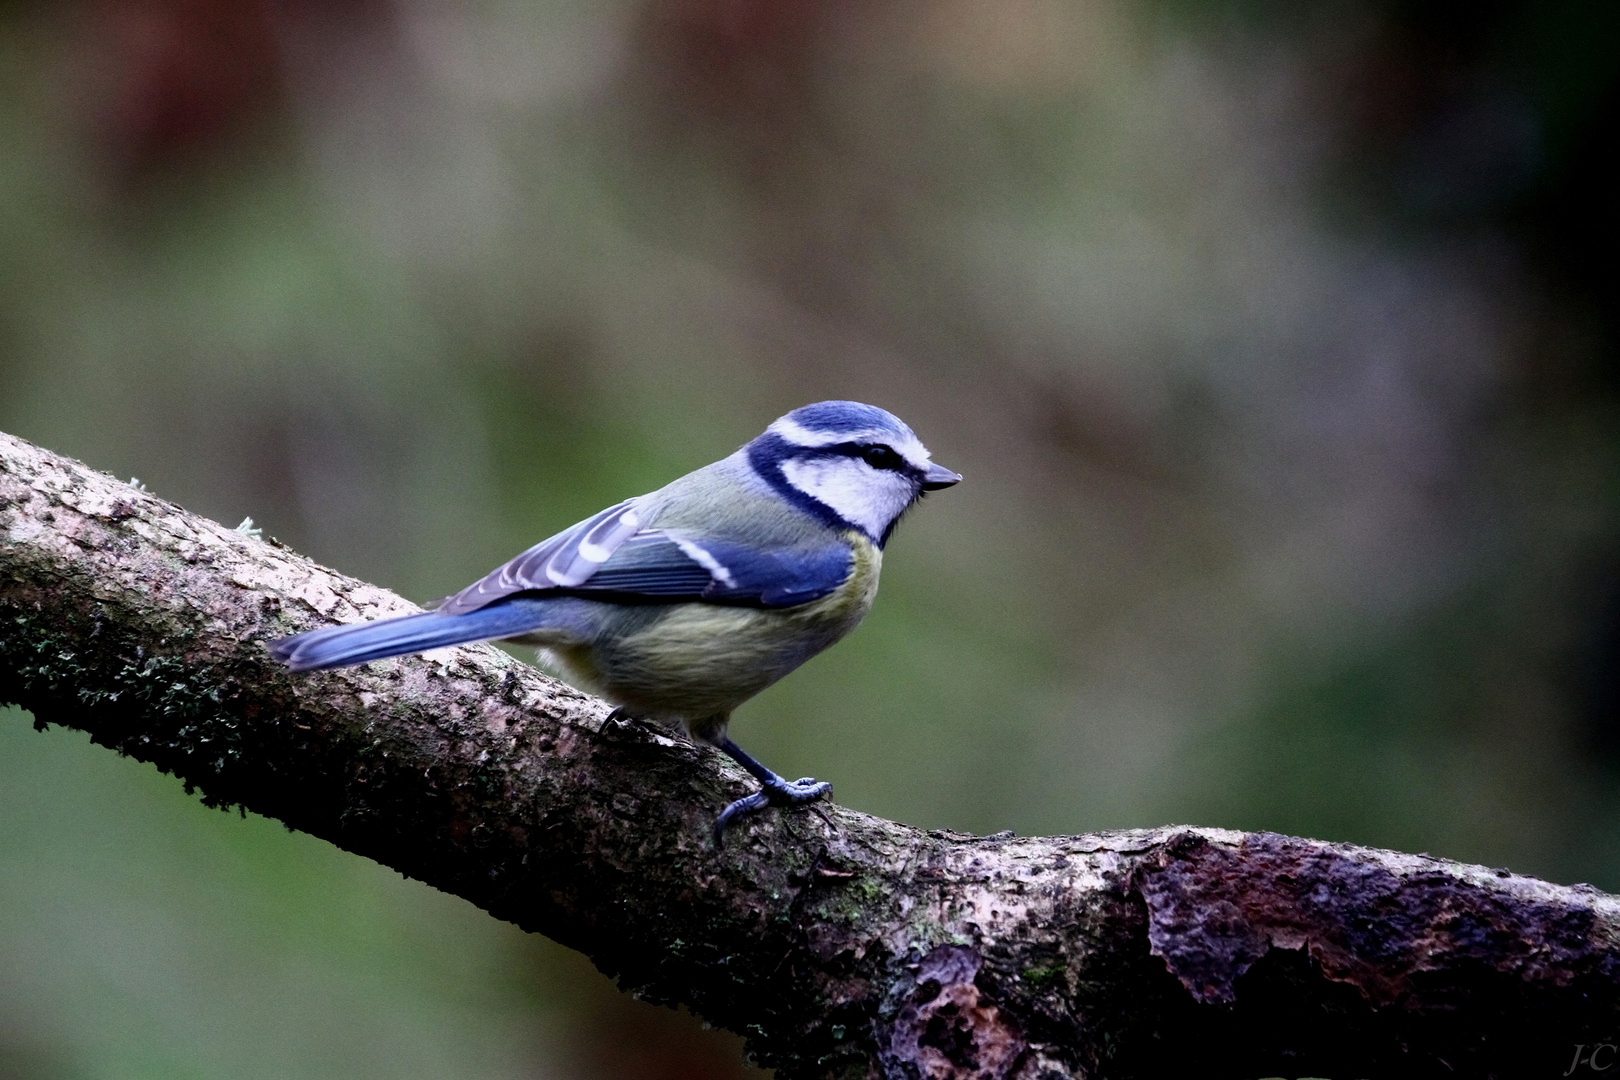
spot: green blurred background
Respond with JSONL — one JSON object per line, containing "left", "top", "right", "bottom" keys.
{"left": 2, "top": 0, "right": 1618, "bottom": 1075}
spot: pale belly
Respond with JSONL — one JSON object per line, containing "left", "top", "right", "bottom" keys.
{"left": 537, "top": 537, "right": 881, "bottom": 724}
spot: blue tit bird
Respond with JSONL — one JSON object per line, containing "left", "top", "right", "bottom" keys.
{"left": 269, "top": 401, "right": 961, "bottom": 841}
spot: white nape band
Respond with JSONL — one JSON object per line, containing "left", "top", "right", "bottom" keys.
{"left": 673, "top": 537, "right": 736, "bottom": 588}
{"left": 768, "top": 417, "right": 886, "bottom": 447}
{"left": 768, "top": 418, "right": 933, "bottom": 469}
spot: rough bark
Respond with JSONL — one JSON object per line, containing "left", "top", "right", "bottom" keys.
{"left": 1, "top": 428, "right": 1617, "bottom": 1080}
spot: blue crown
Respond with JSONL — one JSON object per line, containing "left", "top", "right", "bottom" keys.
{"left": 778, "top": 401, "right": 915, "bottom": 442}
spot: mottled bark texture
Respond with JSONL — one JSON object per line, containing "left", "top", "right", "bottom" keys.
{"left": 2, "top": 429, "right": 1617, "bottom": 1080}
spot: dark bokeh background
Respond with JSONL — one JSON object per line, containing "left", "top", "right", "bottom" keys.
{"left": 2, "top": 1, "right": 1617, "bottom": 1076}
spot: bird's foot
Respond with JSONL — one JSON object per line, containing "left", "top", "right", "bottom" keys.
{"left": 710, "top": 736, "right": 833, "bottom": 846}
{"left": 712, "top": 791, "right": 770, "bottom": 841}
{"left": 712, "top": 772, "right": 832, "bottom": 846}
{"left": 768, "top": 776, "right": 834, "bottom": 804}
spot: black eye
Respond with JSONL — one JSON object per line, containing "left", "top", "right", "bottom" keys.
{"left": 859, "top": 445, "right": 904, "bottom": 471}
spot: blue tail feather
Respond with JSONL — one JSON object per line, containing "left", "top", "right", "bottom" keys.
{"left": 269, "top": 600, "right": 552, "bottom": 672}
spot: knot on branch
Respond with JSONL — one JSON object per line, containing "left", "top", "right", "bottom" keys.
{"left": 881, "top": 944, "right": 1025, "bottom": 1080}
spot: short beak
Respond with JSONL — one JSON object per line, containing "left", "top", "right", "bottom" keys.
{"left": 920, "top": 462, "right": 963, "bottom": 490}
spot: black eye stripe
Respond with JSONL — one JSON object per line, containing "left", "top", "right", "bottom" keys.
{"left": 857, "top": 445, "right": 905, "bottom": 471}
{"left": 796, "top": 441, "right": 911, "bottom": 472}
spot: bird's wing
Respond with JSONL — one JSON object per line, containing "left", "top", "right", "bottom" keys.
{"left": 577, "top": 530, "right": 854, "bottom": 607}
{"left": 439, "top": 501, "right": 853, "bottom": 614}
{"left": 437, "top": 499, "right": 644, "bottom": 614}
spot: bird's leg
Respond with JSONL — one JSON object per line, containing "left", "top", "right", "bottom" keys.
{"left": 712, "top": 737, "right": 832, "bottom": 844}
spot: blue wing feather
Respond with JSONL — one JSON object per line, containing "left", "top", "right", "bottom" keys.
{"left": 434, "top": 497, "right": 855, "bottom": 616}
{"left": 679, "top": 537, "right": 853, "bottom": 606}
{"left": 550, "top": 531, "right": 853, "bottom": 607}
{"left": 573, "top": 533, "right": 716, "bottom": 596}
{"left": 438, "top": 499, "right": 640, "bottom": 614}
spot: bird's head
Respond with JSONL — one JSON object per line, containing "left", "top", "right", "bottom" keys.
{"left": 746, "top": 401, "right": 962, "bottom": 546}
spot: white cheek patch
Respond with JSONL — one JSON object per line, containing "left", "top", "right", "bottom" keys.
{"left": 781, "top": 457, "right": 916, "bottom": 538}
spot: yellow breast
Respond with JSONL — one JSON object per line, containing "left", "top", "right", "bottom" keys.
{"left": 563, "top": 532, "right": 883, "bottom": 722}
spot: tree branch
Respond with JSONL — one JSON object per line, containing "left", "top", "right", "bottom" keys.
{"left": 2, "top": 428, "right": 1616, "bottom": 1079}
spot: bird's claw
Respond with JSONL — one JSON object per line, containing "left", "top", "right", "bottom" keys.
{"left": 712, "top": 791, "right": 770, "bottom": 844}
{"left": 712, "top": 777, "right": 832, "bottom": 846}
{"left": 593, "top": 706, "right": 636, "bottom": 740}
{"left": 778, "top": 778, "right": 832, "bottom": 802}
